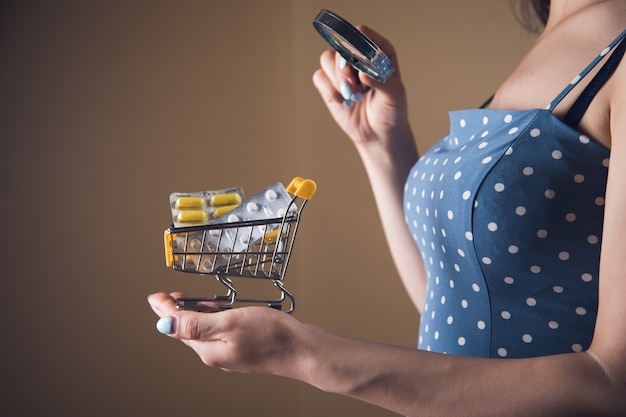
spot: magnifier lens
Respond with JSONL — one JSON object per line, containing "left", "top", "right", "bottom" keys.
{"left": 313, "top": 9, "right": 394, "bottom": 83}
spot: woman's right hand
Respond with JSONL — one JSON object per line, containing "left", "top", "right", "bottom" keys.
{"left": 312, "top": 25, "right": 411, "bottom": 149}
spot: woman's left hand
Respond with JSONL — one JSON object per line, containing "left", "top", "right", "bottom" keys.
{"left": 147, "top": 292, "right": 311, "bottom": 376}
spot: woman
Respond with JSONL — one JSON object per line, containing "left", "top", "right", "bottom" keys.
{"left": 148, "top": 1, "right": 626, "bottom": 415}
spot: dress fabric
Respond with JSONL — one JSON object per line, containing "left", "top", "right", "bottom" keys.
{"left": 403, "top": 29, "right": 626, "bottom": 359}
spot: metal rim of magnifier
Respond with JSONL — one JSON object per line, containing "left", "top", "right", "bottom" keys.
{"left": 313, "top": 9, "right": 395, "bottom": 83}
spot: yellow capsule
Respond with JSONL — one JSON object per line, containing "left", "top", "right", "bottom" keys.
{"left": 177, "top": 210, "right": 208, "bottom": 224}
{"left": 263, "top": 229, "right": 286, "bottom": 245}
{"left": 213, "top": 204, "right": 239, "bottom": 219}
{"left": 175, "top": 196, "right": 206, "bottom": 210}
{"left": 210, "top": 193, "right": 241, "bottom": 207}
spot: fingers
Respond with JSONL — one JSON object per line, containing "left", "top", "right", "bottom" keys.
{"left": 313, "top": 25, "right": 403, "bottom": 110}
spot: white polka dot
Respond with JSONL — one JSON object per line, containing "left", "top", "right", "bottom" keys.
{"left": 530, "top": 265, "right": 541, "bottom": 274}
{"left": 482, "top": 257, "right": 492, "bottom": 265}
{"left": 548, "top": 321, "right": 559, "bottom": 329}
{"left": 552, "top": 150, "right": 563, "bottom": 159}
{"left": 462, "top": 190, "right": 471, "bottom": 200}
{"left": 572, "top": 344, "right": 583, "bottom": 353}
{"left": 526, "top": 297, "right": 537, "bottom": 306}
{"left": 570, "top": 74, "right": 581, "bottom": 84}
{"left": 508, "top": 245, "right": 519, "bottom": 254}
{"left": 553, "top": 286, "right": 564, "bottom": 294}
{"left": 545, "top": 189, "right": 556, "bottom": 199}
{"left": 481, "top": 130, "right": 489, "bottom": 138}
{"left": 522, "top": 334, "right": 533, "bottom": 343}
{"left": 465, "top": 231, "right": 473, "bottom": 241}
{"left": 447, "top": 210, "right": 454, "bottom": 220}
{"left": 441, "top": 295, "right": 446, "bottom": 304}
{"left": 530, "top": 128, "right": 541, "bottom": 137}
{"left": 576, "top": 307, "right": 587, "bottom": 316}
{"left": 482, "top": 116, "right": 489, "bottom": 125}
{"left": 458, "top": 337, "right": 466, "bottom": 346}
{"left": 454, "top": 156, "right": 462, "bottom": 164}
{"left": 515, "top": 206, "right": 526, "bottom": 216}
{"left": 504, "top": 114, "right": 513, "bottom": 123}
{"left": 537, "top": 229, "right": 548, "bottom": 238}
{"left": 581, "top": 273, "right": 593, "bottom": 282}
{"left": 457, "top": 249, "right": 465, "bottom": 257}
{"left": 477, "top": 320, "right": 486, "bottom": 330}
{"left": 595, "top": 197, "right": 605, "bottom": 206}
{"left": 508, "top": 127, "right": 519, "bottom": 135}
{"left": 559, "top": 251, "right": 570, "bottom": 261}
{"left": 478, "top": 141, "right": 489, "bottom": 149}
{"left": 494, "top": 183, "right": 505, "bottom": 192}
{"left": 472, "top": 283, "right": 480, "bottom": 292}
{"left": 523, "top": 167, "right": 534, "bottom": 175}
{"left": 587, "top": 235, "right": 599, "bottom": 244}
{"left": 488, "top": 222, "right": 498, "bottom": 232}
{"left": 501, "top": 311, "right": 511, "bottom": 319}
{"left": 449, "top": 280, "right": 455, "bottom": 288}
{"left": 482, "top": 156, "right": 493, "bottom": 164}
{"left": 602, "top": 158, "right": 610, "bottom": 168}
{"left": 579, "top": 135, "right": 590, "bottom": 144}
{"left": 454, "top": 171, "right": 462, "bottom": 180}
{"left": 461, "top": 299, "right": 469, "bottom": 308}
{"left": 574, "top": 174, "right": 585, "bottom": 183}
{"left": 434, "top": 331, "right": 439, "bottom": 340}
{"left": 497, "top": 348, "right": 508, "bottom": 357}
{"left": 460, "top": 119, "right": 466, "bottom": 127}
{"left": 504, "top": 276, "right": 514, "bottom": 284}
{"left": 566, "top": 213, "right": 577, "bottom": 222}
{"left": 505, "top": 147, "right": 513, "bottom": 156}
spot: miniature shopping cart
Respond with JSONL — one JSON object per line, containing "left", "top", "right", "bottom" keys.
{"left": 163, "top": 177, "right": 316, "bottom": 313}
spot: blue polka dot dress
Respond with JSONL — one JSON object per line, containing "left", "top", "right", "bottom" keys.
{"left": 403, "top": 29, "right": 626, "bottom": 358}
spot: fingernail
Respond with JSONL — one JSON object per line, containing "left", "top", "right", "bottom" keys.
{"left": 339, "top": 80, "right": 352, "bottom": 101}
{"left": 350, "top": 92, "right": 363, "bottom": 102}
{"left": 156, "top": 316, "right": 174, "bottom": 334}
{"left": 338, "top": 56, "right": 347, "bottom": 69}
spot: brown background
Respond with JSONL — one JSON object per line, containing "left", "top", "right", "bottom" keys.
{"left": 0, "top": 1, "right": 534, "bottom": 416}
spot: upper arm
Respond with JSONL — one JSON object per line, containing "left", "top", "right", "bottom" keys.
{"left": 589, "top": 61, "right": 626, "bottom": 387}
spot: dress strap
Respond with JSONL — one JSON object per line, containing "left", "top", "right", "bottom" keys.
{"left": 562, "top": 33, "right": 626, "bottom": 127}
{"left": 546, "top": 29, "right": 626, "bottom": 112}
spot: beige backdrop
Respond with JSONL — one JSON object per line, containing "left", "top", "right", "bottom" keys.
{"left": 0, "top": 1, "right": 534, "bottom": 416}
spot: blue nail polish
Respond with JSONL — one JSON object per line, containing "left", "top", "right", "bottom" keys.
{"left": 351, "top": 92, "right": 363, "bottom": 102}
{"left": 156, "top": 317, "right": 173, "bottom": 334}
{"left": 343, "top": 99, "right": 354, "bottom": 108}
{"left": 339, "top": 80, "right": 352, "bottom": 101}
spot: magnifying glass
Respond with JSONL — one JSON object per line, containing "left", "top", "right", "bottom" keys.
{"left": 313, "top": 9, "right": 395, "bottom": 83}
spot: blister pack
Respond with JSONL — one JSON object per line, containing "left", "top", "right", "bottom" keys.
{"left": 169, "top": 188, "right": 244, "bottom": 227}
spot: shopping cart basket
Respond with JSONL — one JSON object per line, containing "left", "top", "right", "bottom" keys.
{"left": 163, "top": 177, "right": 316, "bottom": 313}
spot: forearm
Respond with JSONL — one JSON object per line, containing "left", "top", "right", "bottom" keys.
{"left": 355, "top": 128, "right": 426, "bottom": 311}
{"left": 289, "top": 328, "right": 623, "bottom": 417}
